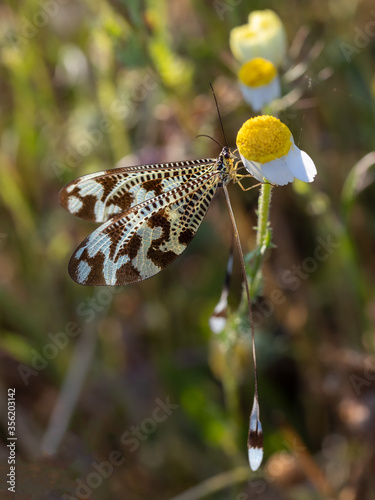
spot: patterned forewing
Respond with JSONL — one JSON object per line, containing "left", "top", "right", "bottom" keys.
{"left": 60, "top": 159, "right": 216, "bottom": 223}
{"left": 68, "top": 172, "right": 222, "bottom": 285}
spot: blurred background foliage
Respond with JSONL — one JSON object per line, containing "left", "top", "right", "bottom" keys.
{"left": 1, "top": 0, "right": 375, "bottom": 499}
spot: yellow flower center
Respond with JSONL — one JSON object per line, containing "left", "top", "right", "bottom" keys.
{"left": 238, "top": 58, "right": 277, "bottom": 87}
{"left": 236, "top": 116, "right": 292, "bottom": 163}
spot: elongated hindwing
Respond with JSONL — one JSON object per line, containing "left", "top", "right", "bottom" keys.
{"left": 60, "top": 146, "right": 264, "bottom": 466}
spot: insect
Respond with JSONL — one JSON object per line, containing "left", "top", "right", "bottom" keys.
{"left": 60, "top": 88, "right": 263, "bottom": 470}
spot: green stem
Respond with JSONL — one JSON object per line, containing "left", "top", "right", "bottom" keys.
{"left": 256, "top": 182, "right": 272, "bottom": 249}
{"left": 248, "top": 183, "right": 273, "bottom": 299}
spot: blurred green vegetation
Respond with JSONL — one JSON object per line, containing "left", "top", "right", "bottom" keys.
{"left": 1, "top": 0, "right": 375, "bottom": 499}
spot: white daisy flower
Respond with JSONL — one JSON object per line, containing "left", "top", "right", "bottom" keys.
{"left": 238, "top": 58, "right": 281, "bottom": 111}
{"left": 236, "top": 115, "right": 317, "bottom": 186}
{"left": 229, "top": 10, "right": 287, "bottom": 67}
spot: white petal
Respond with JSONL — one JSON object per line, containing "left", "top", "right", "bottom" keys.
{"left": 251, "top": 88, "right": 265, "bottom": 112}
{"left": 286, "top": 145, "right": 317, "bottom": 182}
{"left": 240, "top": 76, "right": 281, "bottom": 112}
{"left": 240, "top": 154, "right": 265, "bottom": 182}
{"left": 260, "top": 157, "right": 295, "bottom": 185}
{"left": 265, "top": 75, "right": 281, "bottom": 104}
{"left": 240, "top": 84, "right": 266, "bottom": 111}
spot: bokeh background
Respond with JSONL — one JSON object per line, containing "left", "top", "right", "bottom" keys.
{"left": 1, "top": 0, "right": 375, "bottom": 499}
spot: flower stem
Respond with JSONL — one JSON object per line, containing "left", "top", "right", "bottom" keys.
{"left": 257, "top": 182, "right": 272, "bottom": 249}
{"left": 248, "top": 182, "right": 273, "bottom": 299}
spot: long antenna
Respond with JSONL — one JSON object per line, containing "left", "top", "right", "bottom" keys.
{"left": 223, "top": 185, "right": 263, "bottom": 472}
{"left": 196, "top": 134, "right": 224, "bottom": 148}
{"left": 209, "top": 83, "right": 229, "bottom": 148}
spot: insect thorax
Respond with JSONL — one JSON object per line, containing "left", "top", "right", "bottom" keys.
{"left": 216, "top": 147, "right": 236, "bottom": 186}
